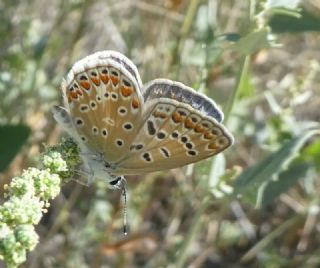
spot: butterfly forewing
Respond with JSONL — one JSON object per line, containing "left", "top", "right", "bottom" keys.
{"left": 62, "top": 52, "right": 144, "bottom": 162}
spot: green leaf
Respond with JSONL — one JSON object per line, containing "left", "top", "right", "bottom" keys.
{"left": 269, "top": 9, "right": 320, "bottom": 32}
{"left": 237, "top": 58, "right": 255, "bottom": 99}
{"left": 232, "top": 29, "right": 271, "bottom": 56}
{"left": 0, "top": 124, "right": 31, "bottom": 172}
{"left": 266, "top": 0, "right": 301, "bottom": 10}
{"left": 258, "top": 162, "right": 310, "bottom": 207}
{"left": 234, "top": 128, "right": 320, "bottom": 198}
{"left": 302, "top": 139, "right": 320, "bottom": 171}
{"left": 217, "top": 33, "right": 241, "bottom": 42}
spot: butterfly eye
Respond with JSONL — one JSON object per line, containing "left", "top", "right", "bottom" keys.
{"left": 109, "top": 176, "right": 122, "bottom": 186}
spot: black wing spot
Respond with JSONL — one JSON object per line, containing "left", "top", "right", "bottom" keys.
{"left": 130, "top": 144, "right": 144, "bottom": 151}
{"left": 111, "top": 93, "right": 118, "bottom": 100}
{"left": 116, "top": 139, "right": 124, "bottom": 147}
{"left": 123, "top": 123, "right": 133, "bottom": 130}
{"left": 142, "top": 152, "right": 152, "bottom": 162}
{"left": 157, "top": 131, "right": 166, "bottom": 139}
{"left": 191, "top": 117, "right": 198, "bottom": 123}
{"left": 160, "top": 148, "right": 170, "bottom": 158}
{"left": 123, "top": 79, "right": 131, "bottom": 87}
{"left": 76, "top": 119, "right": 83, "bottom": 125}
{"left": 185, "top": 142, "right": 193, "bottom": 149}
{"left": 187, "top": 150, "right": 197, "bottom": 156}
{"left": 80, "top": 105, "right": 89, "bottom": 111}
{"left": 136, "top": 144, "right": 143, "bottom": 150}
{"left": 90, "top": 101, "right": 97, "bottom": 108}
{"left": 111, "top": 71, "right": 119, "bottom": 76}
{"left": 181, "top": 136, "right": 188, "bottom": 143}
{"left": 119, "top": 107, "right": 127, "bottom": 114}
{"left": 147, "top": 120, "right": 156, "bottom": 135}
{"left": 178, "top": 110, "right": 187, "bottom": 116}
{"left": 171, "top": 131, "right": 179, "bottom": 138}
{"left": 80, "top": 75, "right": 88, "bottom": 80}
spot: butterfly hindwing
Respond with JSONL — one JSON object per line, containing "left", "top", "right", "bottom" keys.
{"left": 114, "top": 80, "right": 233, "bottom": 175}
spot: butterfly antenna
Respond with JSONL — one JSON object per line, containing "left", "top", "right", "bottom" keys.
{"left": 121, "top": 178, "right": 128, "bottom": 236}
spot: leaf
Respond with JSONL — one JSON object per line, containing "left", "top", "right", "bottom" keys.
{"left": 217, "top": 33, "right": 241, "bottom": 42}
{"left": 303, "top": 139, "right": 320, "bottom": 171}
{"left": 237, "top": 58, "right": 255, "bottom": 99}
{"left": 258, "top": 162, "right": 310, "bottom": 207}
{"left": 232, "top": 29, "right": 271, "bottom": 56}
{"left": 266, "top": 0, "right": 301, "bottom": 10}
{"left": 269, "top": 9, "right": 320, "bottom": 33}
{"left": 0, "top": 124, "right": 31, "bottom": 172}
{"left": 234, "top": 128, "right": 320, "bottom": 196}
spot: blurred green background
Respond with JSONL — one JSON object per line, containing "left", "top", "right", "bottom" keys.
{"left": 1, "top": 0, "right": 320, "bottom": 267}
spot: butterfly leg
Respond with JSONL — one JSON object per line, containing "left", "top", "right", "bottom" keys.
{"left": 71, "top": 168, "right": 95, "bottom": 186}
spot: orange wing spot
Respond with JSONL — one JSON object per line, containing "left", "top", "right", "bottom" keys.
{"left": 91, "top": 77, "right": 100, "bottom": 86}
{"left": 76, "top": 90, "right": 83, "bottom": 96}
{"left": 159, "top": 112, "right": 167, "bottom": 119}
{"left": 69, "top": 91, "right": 78, "bottom": 99}
{"left": 208, "top": 142, "right": 220, "bottom": 150}
{"left": 111, "top": 76, "right": 119, "bottom": 86}
{"left": 194, "top": 124, "right": 205, "bottom": 133}
{"left": 172, "top": 112, "right": 183, "bottom": 123}
{"left": 184, "top": 118, "right": 195, "bottom": 129}
{"left": 79, "top": 81, "right": 91, "bottom": 90}
{"left": 121, "top": 86, "right": 134, "bottom": 97}
{"left": 100, "top": 74, "right": 110, "bottom": 84}
{"left": 132, "top": 98, "right": 139, "bottom": 109}
{"left": 204, "top": 131, "right": 214, "bottom": 140}
{"left": 153, "top": 111, "right": 167, "bottom": 119}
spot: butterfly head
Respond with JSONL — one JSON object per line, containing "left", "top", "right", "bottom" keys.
{"left": 80, "top": 151, "right": 121, "bottom": 189}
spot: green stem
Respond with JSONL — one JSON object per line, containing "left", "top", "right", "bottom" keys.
{"left": 174, "top": 197, "right": 211, "bottom": 268}
{"left": 171, "top": 0, "right": 201, "bottom": 79}
{"left": 223, "top": 55, "right": 250, "bottom": 123}
{"left": 241, "top": 214, "right": 304, "bottom": 262}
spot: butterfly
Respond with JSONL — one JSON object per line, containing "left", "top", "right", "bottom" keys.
{"left": 53, "top": 50, "right": 234, "bottom": 190}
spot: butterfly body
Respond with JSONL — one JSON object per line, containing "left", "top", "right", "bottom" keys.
{"left": 53, "top": 51, "right": 234, "bottom": 188}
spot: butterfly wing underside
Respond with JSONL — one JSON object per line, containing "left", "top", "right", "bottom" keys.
{"left": 114, "top": 79, "right": 234, "bottom": 175}
{"left": 61, "top": 51, "right": 144, "bottom": 163}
